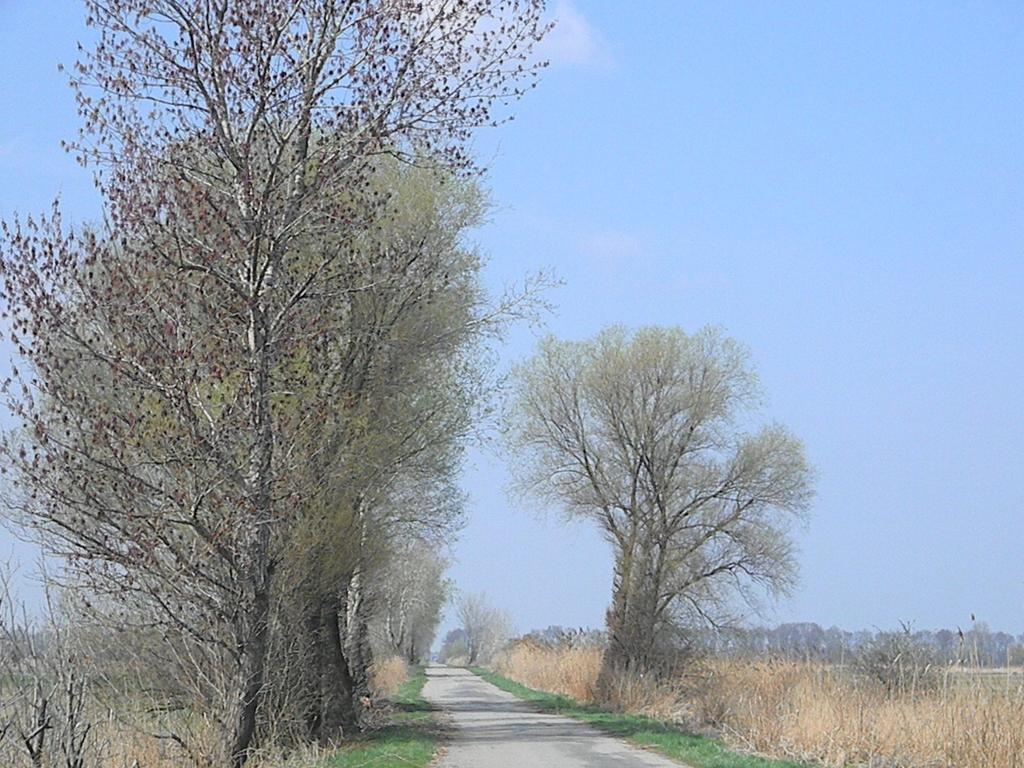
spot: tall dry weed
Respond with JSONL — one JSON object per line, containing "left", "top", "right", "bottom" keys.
{"left": 494, "top": 645, "right": 1024, "bottom": 768}
{"left": 696, "top": 659, "right": 1024, "bottom": 768}
{"left": 493, "top": 643, "right": 691, "bottom": 720}
{"left": 1, "top": 659, "right": 413, "bottom": 767}
{"left": 494, "top": 643, "right": 602, "bottom": 702}
{"left": 369, "top": 655, "right": 410, "bottom": 699}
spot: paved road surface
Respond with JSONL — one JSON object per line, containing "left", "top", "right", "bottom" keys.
{"left": 422, "top": 665, "right": 683, "bottom": 768}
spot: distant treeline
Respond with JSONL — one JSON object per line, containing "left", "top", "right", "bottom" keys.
{"left": 517, "top": 622, "right": 1024, "bottom": 668}
{"left": 701, "top": 622, "right": 1024, "bottom": 667}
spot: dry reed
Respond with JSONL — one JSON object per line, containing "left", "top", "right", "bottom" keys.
{"left": 369, "top": 655, "right": 410, "bottom": 699}
{"left": 493, "top": 643, "right": 690, "bottom": 720}
{"left": 494, "top": 645, "right": 1024, "bottom": 768}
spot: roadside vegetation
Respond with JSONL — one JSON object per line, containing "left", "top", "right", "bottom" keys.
{"left": 471, "top": 666, "right": 809, "bottom": 768}
{"left": 322, "top": 666, "right": 438, "bottom": 768}
{"left": 483, "top": 638, "right": 1024, "bottom": 768}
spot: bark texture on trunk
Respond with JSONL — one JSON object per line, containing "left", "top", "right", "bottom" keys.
{"left": 345, "top": 569, "right": 375, "bottom": 702}
{"left": 229, "top": 584, "right": 271, "bottom": 768}
{"left": 303, "top": 604, "right": 322, "bottom": 742}
{"left": 231, "top": 272, "right": 277, "bottom": 767}
{"left": 597, "top": 546, "right": 663, "bottom": 697}
{"left": 320, "top": 593, "right": 359, "bottom": 740}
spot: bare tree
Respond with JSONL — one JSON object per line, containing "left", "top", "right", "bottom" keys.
{"left": 457, "top": 592, "right": 511, "bottom": 666}
{"left": 0, "top": 2, "right": 547, "bottom": 764}
{"left": 437, "top": 628, "right": 469, "bottom": 663}
{"left": 373, "top": 540, "right": 450, "bottom": 665}
{"left": 856, "top": 621, "right": 939, "bottom": 695}
{"left": 504, "top": 326, "right": 813, "bottom": 686}
{"left": 0, "top": 572, "right": 95, "bottom": 768}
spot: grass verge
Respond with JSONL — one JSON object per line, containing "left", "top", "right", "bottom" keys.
{"left": 470, "top": 667, "right": 813, "bottom": 768}
{"left": 321, "top": 668, "right": 438, "bottom": 768}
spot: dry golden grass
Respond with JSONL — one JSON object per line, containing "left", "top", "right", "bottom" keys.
{"left": 1, "top": 660, "right": 414, "bottom": 768}
{"left": 0, "top": 707, "right": 209, "bottom": 768}
{"left": 494, "top": 645, "right": 1024, "bottom": 768}
{"left": 697, "top": 659, "right": 1024, "bottom": 768}
{"left": 494, "top": 643, "right": 601, "bottom": 701}
{"left": 493, "top": 643, "right": 689, "bottom": 720}
{"left": 369, "top": 655, "right": 410, "bottom": 699}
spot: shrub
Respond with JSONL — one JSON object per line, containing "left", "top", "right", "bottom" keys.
{"left": 854, "top": 622, "right": 940, "bottom": 695}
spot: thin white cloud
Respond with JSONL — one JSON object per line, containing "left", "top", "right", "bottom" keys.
{"left": 540, "top": 1, "right": 611, "bottom": 69}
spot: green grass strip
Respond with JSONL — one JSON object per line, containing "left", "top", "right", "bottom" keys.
{"left": 322, "top": 669, "right": 437, "bottom": 768}
{"left": 470, "top": 667, "right": 814, "bottom": 768}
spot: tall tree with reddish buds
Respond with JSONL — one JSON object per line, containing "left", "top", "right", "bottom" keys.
{"left": 0, "top": 2, "right": 547, "bottom": 764}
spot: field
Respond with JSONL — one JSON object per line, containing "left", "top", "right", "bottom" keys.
{"left": 492, "top": 644, "right": 1024, "bottom": 768}
{"left": 0, "top": 657, "right": 439, "bottom": 768}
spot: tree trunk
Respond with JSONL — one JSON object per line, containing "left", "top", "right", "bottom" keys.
{"left": 231, "top": 274, "right": 277, "bottom": 767}
{"left": 597, "top": 577, "right": 632, "bottom": 698}
{"left": 229, "top": 584, "right": 271, "bottom": 768}
{"left": 598, "top": 546, "right": 662, "bottom": 698}
{"left": 304, "top": 604, "right": 322, "bottom": 742}
{"left": 346, "top": 569, "right": 375, "bottom": 701}
{"left": 598, "top": 544, "right": 636, "bottom": 698}
{"left": 320, "top": 593, "right": 359, "bottom": 741}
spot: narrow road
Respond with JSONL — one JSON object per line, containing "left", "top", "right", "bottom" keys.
{"left": 422, "top": 665, "right": 683, "bottom": 768}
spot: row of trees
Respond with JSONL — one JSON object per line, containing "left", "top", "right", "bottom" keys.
{"left": 513, "top": 620, "right": 1024, "bottom": 670}
{"left": 4, "top": 0, "right": 821, "bottom": 758}
{"left": 700, "top": 621, "right": 1024, "bottom": 668}
{"left": 0, "top": 1, "right": 548, "bottom": 766}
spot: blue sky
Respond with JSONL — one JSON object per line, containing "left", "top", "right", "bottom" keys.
{"left": 1, "top": 2, "right": 1022, "bottom": 636}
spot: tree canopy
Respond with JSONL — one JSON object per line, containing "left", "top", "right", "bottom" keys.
{"left": 505, "top": 325, "right": 814, "bottom": 679}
